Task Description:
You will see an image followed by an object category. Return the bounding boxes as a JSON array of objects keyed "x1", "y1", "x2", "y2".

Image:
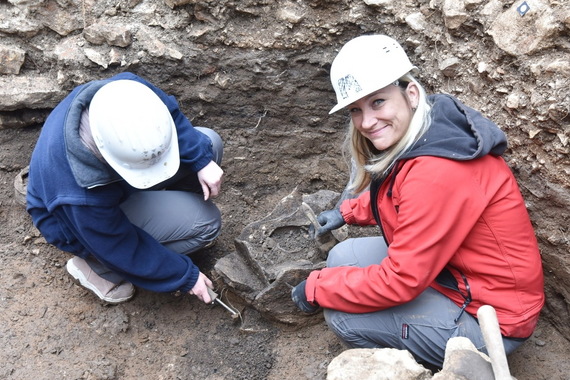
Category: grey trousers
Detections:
[
  {"x1": 121, "y1": 127, "x2": 223, "y2": 254},
  {"x1": 323, "y1": 237, "x2": 525, "y2": 367},
  {"x1": 88, "y1": 127, "x2": 223, "y2": 282}
]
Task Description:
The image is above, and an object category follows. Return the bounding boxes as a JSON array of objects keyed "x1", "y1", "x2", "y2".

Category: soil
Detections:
[{"x1": 1, "y1": 125, "x2": 569, "y2": 380}]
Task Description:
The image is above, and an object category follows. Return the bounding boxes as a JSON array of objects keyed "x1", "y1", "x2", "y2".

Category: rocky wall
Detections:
[{"x1": 1, "y1": 0, "x2": 569, "y2": 339}]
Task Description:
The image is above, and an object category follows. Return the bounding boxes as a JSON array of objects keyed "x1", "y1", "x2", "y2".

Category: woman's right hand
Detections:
[
  {"x1": 188, "y1": 272, "x2": 214, "y2": 304},
  {"x1": 316, "y1": 208, "x2": 346, "y2": 236}
]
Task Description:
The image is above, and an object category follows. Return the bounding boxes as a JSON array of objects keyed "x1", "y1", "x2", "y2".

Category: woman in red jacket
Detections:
[{"x1": 291, "y1": 35, "x2": 544, "y2": 367}]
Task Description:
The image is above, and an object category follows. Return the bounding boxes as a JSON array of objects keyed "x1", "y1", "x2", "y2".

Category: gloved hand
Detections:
[
  {"x1": 316, "y1": 208, "x2": 345, "y2": 236},
  {"x1": 291, "y1": 280, "x2": 320, "y2": 313}
]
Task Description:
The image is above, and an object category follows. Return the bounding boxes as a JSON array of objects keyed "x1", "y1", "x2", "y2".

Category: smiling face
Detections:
[{"x1": 348, "y1": 82, "x2": 419, "y2": 151}]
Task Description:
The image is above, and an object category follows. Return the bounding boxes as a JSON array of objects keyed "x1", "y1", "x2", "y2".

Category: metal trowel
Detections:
[{"x1": 207, "y1": 288, "x2": 241, "y2": 321}]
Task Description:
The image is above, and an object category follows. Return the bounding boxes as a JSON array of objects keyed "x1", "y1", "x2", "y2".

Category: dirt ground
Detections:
[{"x1": 1, "y1": 125, "x2": 570, "y2": 379}]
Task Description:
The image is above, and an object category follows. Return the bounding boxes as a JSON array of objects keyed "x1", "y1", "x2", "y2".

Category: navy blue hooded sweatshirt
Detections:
[{"x1": 26, "y1": 72, "x2": 213, "y2": 293}]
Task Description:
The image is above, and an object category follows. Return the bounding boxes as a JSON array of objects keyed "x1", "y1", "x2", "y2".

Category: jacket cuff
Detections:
[
  {"x1": 178, "y1": 264, "x2": 200, "y2": 293},
  {"x1": 305, "y1": 270, "x2": 321, "y2": 305},
  {"x1": 339, "y1": 200, "x2": 356, "y2": 225}
]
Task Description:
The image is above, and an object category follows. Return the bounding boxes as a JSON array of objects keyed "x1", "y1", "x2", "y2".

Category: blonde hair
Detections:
[{"x1": 345, "y1": 73, "x2": 432, "y2": 193}]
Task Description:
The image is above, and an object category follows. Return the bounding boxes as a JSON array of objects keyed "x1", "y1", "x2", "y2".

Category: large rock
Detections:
[
  {"x1": 442, "y1": 0, "x2": 468, "y2": 29},
  {"x1": 0, "y1": 75, "x2": 66, "y2": 112},
  {"x1": 215, "y1": 189, "x2": 347, "y2": 325},
  {"x1": 83, "y1": 22, "x2": 132, "y2": 48},
  {"x1": 0, "y1": 44, "x2": 25, "y2": 74},
  {"x1": 326, "y1": 337, "x2": 500, "y2": 380},
  {"x1": 487, "y1": 0, "x2": 558, "y2": 55},
  {"x1": 327, "y1": 348, "x2": 432, "y2": 380},
  {"x1": 433, "y1": 337, "x2": 495, "y2": 380}
]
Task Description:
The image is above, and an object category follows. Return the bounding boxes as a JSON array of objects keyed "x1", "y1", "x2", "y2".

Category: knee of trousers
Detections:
[
  {"x1": 201, "y1": 214, "x2": 222, "y2": 242},
  {"x1": 171, "y1": 213, "x2": 221, "y2": 254},
  {"x1": 323, "y1": 309, "x2": 380, "y2": 349},
  {"x1": 323, "y1": 309, "x2": 354, "y2": 341},
  {"x1": 195, "y1": 127, "x2": 224, "y2": 165},
  {"x1": 326, "y1": 239, "x2": 356, "y2": 267}
]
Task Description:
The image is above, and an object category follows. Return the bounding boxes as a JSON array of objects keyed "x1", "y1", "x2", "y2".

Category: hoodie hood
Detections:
[
  {"x1": 64, "y1": 78, "x2": 122, "y2": 188},
  {"x1": 401, "y1": 94, "x2": 507, "y2": 161},
  {"x1": 369, "y1": 94, "x2": 509, "y2": 228}
]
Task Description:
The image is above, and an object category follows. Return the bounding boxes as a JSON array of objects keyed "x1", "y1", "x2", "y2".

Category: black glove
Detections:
[
  {"x1": 291, "y1": 280, "x2": 319, "y2": 313},
  {"x1": 316, "y1": 208, "x2": 345, "y2": 236}
]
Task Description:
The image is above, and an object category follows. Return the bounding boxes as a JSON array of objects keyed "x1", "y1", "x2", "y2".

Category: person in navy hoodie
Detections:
[{"x1": 27, "y1": 72, "x2": 224, "y2": 304}]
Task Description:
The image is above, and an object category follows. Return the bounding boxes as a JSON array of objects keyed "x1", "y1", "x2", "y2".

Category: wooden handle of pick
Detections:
[{"x1": 477, "y1": 305, "x2": 512, "y2": 380}]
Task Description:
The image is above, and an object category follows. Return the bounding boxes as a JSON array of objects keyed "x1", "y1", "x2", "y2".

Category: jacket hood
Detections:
[
  {"x1": 64, "y1": 78, "x2": 123, "y2": 188},
  {"x1": 401, "y1": 94, "x2": 507, "y2": 161}
]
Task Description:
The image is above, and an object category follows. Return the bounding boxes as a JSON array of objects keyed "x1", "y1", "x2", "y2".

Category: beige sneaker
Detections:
[
  {"x1": 13, "y1": 165, "x2": 29, "y2": 207},
  {"x1": 66, "y1": 257, "x2": 135, "y2": 304}
]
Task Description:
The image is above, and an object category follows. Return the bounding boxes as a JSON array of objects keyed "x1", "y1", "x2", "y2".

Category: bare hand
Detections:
[
  {"x1": 197, "y1": 161, "x2": 223, "y2": 201},
  {"x1": 188, "y1": 272, "x2": 214, "y2": 303}
]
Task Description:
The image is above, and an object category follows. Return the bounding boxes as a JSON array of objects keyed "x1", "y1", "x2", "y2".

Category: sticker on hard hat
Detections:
[{"x1": 337, "y1": 74, "x2": 362, "y2": 100}]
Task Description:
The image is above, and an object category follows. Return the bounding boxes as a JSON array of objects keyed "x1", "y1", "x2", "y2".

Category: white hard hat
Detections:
[
  {"x1": 89, "y1": 80, "x2": 180, "y2": 189},
  {"x1": 329, "y1": 35, "x2": 417, "y2": 114}
]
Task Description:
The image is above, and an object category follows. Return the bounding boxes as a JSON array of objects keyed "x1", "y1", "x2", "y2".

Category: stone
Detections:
[
  {"x1": 487, "y1": 0, "x2": 557, "y2": 56},
  {"x1": 530, "y1": 55, "x2": 570, "y2": 77},
  {"x1": 442, "y1": 0, "x2": 468, "y2": 29},
  {"x1": 163, "y1": 0, "x2": 196, "y2": 9},
  {"x1": 37, "y1": 1, "x2": 83, "y2": 36},
  {"x1": 0, "y1": 75, "x2": 65, "y2": 111},
  {"x1": 0, "y1": 9, "x2": 41, "y2": 37},
  {"x1": 51, "y1": 35, "x2": 87, "y2": 63},
  {"x1": 84, "y1": 48, "x2": 108, "y2": 69},
  {"x1": 477, "y1": 61, "x2": 489, "y2": 74},
  {"x1": 0, "y1": 45, "x2": 26, "y2": 74},
  {"x1": 278, "y1": 3, "x2": 306, "y2": 25},
  {"x1": 108, "y1": 48, "x2": 124, "y2": 66},
  {"x1": 327, "y1": 348, "x2": 432, "y2": 380},
  {"x1": 479, "y1": 0, "x2": 503, "y2": 21},
  {"x1": 214, "y1": 189, "x2": 346, "y2": 325},
  {"x1": 136, "y1": 26, "x2": 183, "y2": 60},
  {"x1": 439, "y1": 57, "x2": 460, "y2": 77},
  {"x1": 405, "y1": 12, "x2": 428, "y2": 32},
  {"x1": 563, "y1": 7, "x2": 570, "y2": 28},
  {"x1": 506, "y1": 93, "x2": 523, "y2": 109},
  {"x1": 464, "y1": 0, "x2": 484, "y2": 8},
  {"x1": 433, "y1": 337, "x2": 495, "y2": 380},
  {"x1": 7, "y1": 0, "x2": 44, "y2": 7},
  {"x1": 363, "y1": 0, "x2": 395, "y2": 6},
  {"x1": 83, "y1": 22, "x2": 132, "y2": 48}
]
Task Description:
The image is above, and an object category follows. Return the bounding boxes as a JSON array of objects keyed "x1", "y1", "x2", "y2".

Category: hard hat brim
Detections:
[
  {"x1": 328, "y1": 34, "x2": 419, "y2": 115},
  {"x1": 328, "y1": 64, "x2": 418, "y2": 115}
]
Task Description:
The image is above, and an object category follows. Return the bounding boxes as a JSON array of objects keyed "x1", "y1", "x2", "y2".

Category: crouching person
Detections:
[
  {"x1": 27, "y1": 72, "x2": 224, "y2": 304},
  {"x1": 291, "y1": 35, "x2": 544, "y2": 368}
]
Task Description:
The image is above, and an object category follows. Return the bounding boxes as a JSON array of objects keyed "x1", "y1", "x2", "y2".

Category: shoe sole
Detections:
[{"x1": 66, "y1": 259, "x2": 134, "y2": 304}]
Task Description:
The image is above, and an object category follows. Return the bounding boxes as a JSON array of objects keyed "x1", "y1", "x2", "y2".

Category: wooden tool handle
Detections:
[{"x1": 477, "y1": 305, "x2": 512, "y2": 380}]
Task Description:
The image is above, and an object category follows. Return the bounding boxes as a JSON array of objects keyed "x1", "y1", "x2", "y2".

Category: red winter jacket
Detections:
[{"x1": 306, "y1": 95, "x2": 544, "y2": 338}]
